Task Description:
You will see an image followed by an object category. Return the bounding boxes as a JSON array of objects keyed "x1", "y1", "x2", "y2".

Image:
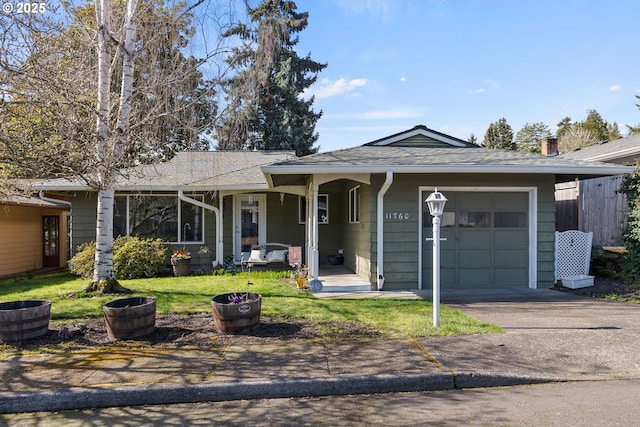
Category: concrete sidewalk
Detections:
[{"x1": 1, "y1": 289, "x2": 639, "y2": 413}]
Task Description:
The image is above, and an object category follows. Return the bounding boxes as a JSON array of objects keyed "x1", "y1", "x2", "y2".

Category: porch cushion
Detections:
[
  {"x1": 248, "y1": 249, "x2": 266, "y2": 263},
  {"x1": 265, "y1": 249, "x2": 287, "y2": 263}
]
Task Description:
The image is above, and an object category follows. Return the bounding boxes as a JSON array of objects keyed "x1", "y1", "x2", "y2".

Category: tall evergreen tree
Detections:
[
  {"x1": 514, "y1": 122, "x2": 551, "y2": 153},
  {"x1": 483, "y1": 118, "x2": 515, "y2": 150},
  {"x1": 216, "y1": 0, "x2": 326, "y2": 156}
]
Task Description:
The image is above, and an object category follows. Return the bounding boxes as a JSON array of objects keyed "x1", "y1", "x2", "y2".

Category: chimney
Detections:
[{"x1": 541, "y1": 137, "x2": 558, "y2": 156}]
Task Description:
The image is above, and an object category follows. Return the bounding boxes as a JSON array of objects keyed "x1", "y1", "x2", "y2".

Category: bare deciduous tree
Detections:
[{"x1": 0, "y1": 0, "x2": 232, "y2": 292}]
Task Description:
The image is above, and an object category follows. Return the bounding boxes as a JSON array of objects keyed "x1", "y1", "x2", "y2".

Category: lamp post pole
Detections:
[
  {"x1": 432, "y1": 213, "x2": 441, "y2": 327},
  {"x1": 425, "y1": 188, "x2": 447, "y2": 327}
]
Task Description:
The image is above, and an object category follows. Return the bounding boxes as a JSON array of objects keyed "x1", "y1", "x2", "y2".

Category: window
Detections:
[
  {"x1": 298, "y1": 194, "x2": 329, "y2": 224},
  {"x1": 349, "y1": 186, "x2": 360, "y2": 223},
  {"x1": 458, "y1": 212, "x2": 491, "y2": 227},
  {"x1": 113, "y1": 194, "x2": 204, "y2": 242},
  {"x1": 495, "y1": 212, "x2": 526, "y2": 228}
]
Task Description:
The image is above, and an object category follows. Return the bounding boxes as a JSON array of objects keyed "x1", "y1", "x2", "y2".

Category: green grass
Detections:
[{"x1": 0, "y1": 271, "x2": 501, "y2": 338}]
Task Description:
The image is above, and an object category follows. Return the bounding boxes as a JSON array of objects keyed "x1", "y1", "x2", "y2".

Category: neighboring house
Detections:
[
  {"x1": 32, "y1": 125, "x2": 632, "y2": 291},
  {"x1": 0, "y1": 193, "x2": 71, "y2": 277},
  {"x1": 556, "y1": 134, "x2": 640, "y2": 247}
]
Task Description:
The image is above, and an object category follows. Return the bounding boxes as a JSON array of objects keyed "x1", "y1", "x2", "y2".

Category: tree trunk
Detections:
[{"x1": 87, "y1": 0, "x2": 138, "y2": 294}]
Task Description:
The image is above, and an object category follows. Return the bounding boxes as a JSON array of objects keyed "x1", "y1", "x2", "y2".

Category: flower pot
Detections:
[
  {"x1": 295, "y1": 277, "x2": 307, "y2": 289},
  {"x1": 211, "y1": 292, "x2": 261, "y2": 333},
  {"x1": 103, "y1": 296, "x2": 156, "y2": 340},
  {"x1": 172, "y1": 258, "x2": 191, "y2": 276},
  {"x1": 0, "y1": 300, "x2": 51, "y2": 342}
]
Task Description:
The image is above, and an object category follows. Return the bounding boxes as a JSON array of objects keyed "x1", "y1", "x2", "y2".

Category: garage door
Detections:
[{"x1": 422, "y1": 191, "x2": 529, "y2": 289}]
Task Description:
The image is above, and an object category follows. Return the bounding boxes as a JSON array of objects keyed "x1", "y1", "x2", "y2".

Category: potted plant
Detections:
[
  {"x1": 211, "y1": 276, "x2": 261, "y2": 333},
  {"x1": 171, "y1": 249, "x2": 191, "y2": 276},
  {"x1": 0, "y1": 300, "x2": 51, "y2": 341},
  {"x1": 292, "y1": 264, "x2": 308, "y2": 289}
]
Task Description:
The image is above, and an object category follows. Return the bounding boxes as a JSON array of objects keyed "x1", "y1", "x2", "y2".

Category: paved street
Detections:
[{"x1": 2, "y1": 379, "x2": 640, "y2": 426}]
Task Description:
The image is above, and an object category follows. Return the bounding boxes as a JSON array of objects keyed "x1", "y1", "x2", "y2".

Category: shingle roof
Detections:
[
  {"x1": 559, "y1": 134, "x2": 640, "y2": 164},
  {"x1": 31, "y1": 151, "x2": 295, "y2": 191},
  {"x1": 0, "y1": 194, "x2": 70, "y2": 209},
  {"x1": 264, "y1": 144, "x2": 632, "y2": 174}
]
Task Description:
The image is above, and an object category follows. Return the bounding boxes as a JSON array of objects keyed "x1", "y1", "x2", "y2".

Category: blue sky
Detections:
[{"x1": 291, "y1": 0, "x2": 640, "y2": 152}]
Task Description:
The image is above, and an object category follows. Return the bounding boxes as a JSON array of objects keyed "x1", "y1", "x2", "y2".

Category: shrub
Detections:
[
  {"x1": 69, "y1": 241, "x2": 97, "y2": 279},
  {"x1": 69, "y1": 236, "x2": 169, "y2": 280},
  {"x1": 113, "y1": 236, "x2": 169, "y2": 279},
  {"x1": 619, "y1": 171, "x2": 640, "y2": 283}
]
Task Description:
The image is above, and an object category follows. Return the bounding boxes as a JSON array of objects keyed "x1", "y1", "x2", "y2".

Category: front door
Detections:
[
  {"x1": 42, "y1": 216, "x2": 59, "y2": 268},
  {"x1": 234, "y1": 194, "x2": 267, "y2": 259}
]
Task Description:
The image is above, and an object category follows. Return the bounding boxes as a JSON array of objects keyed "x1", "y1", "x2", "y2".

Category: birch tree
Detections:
[{"x1": 1, "y1": 0, "x2": 229, "y2": 293}]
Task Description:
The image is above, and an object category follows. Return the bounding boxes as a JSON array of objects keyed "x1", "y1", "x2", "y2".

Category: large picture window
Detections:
[
  {"x1": 114, "y1": 194, "x2": 204, "y2": 242},
  {"x1": 298, "y1": 195, "x2": 329, "y2": 224}
]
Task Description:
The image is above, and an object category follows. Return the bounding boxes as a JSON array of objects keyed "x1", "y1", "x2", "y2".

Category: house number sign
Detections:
[{"x1": 385, "y1": 212, "x2": 410, "y2": 220}]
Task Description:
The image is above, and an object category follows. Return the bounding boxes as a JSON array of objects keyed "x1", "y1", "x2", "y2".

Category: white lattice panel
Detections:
[{"x1": 554, "y1": 230, "x2": 593, "y2": 282}]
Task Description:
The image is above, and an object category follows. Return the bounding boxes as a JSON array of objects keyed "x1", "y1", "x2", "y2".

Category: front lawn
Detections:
[{"x1": 0, "y1": 271, "x2": 501, "y2": 338}]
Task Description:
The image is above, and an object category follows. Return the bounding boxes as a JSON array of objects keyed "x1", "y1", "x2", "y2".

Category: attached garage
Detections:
[{"x1": 421, "y1": 188, "x2": 534, "y2": 290}]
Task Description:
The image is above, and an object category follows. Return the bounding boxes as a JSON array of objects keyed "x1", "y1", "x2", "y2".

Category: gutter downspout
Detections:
[
  {"x1": 376, "y1": 172, "x2": 393, "y2": 290},
  {"x1": 178, "y1": 191, "x2": 222, "y2": 267},
  {"x1": 39, "y1": 191, "x2": 72, "y2": 209}
]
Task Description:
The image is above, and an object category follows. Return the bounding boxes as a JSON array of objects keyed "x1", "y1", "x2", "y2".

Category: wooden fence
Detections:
[{"x1": 555, "y1": 175, "x2": 627, "y2": 247}]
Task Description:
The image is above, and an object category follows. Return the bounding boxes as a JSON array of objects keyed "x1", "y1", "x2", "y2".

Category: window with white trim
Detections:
[
  {"x1": 298, "y1": 194, "x2": 329, "y2": 224},
  {"x1": 113, "y1": 194, "x2": 204, "y2": 242},
  {"x1": 349, "y1": 186, "x2": 360, "y2": 223}
]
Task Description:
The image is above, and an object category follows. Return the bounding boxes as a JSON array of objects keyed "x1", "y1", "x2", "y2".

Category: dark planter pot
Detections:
[
  {"x1": 171, "y1": 258, "x2": 192, "y2": 276},
  {"x1": 103, "y1": 296, "x2": 156, "y2": 340},
  {"x1": 0, "y1": 300, "x2": 51, "y2": 342},
  {"x1": 211, "y1": 292, "x2": 261, "y2": 333},
  {"x1": 328, "y1": 255, "x2": 344, "y2": 265}
]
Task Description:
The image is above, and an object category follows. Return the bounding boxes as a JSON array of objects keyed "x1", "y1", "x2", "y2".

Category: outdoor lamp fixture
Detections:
[{"x1": 425, "y1": 188, "x2": 447, "y2": 327}]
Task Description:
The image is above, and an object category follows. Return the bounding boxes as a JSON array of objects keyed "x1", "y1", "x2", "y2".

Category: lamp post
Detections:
[{"x1": 425, "y1": 188, "x2": 447, "y2": 327}]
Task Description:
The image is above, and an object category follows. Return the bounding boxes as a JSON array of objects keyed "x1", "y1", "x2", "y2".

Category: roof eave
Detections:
[{"x1": 263, "y1": 164, "x2": 634, "y2": 176}]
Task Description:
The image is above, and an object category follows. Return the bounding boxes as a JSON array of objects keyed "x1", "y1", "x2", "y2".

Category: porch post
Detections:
[{"x1": 311, "y1": 181, "x2": 320, "y2": 280}]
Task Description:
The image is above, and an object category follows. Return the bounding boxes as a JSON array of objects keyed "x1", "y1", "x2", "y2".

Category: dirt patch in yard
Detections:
[
  {"x1": 0, "y1": 314, "x2": 384, "y2": 353},
  {"x1": 555, "y1": 276, "x2": 640, "y2": 303}
]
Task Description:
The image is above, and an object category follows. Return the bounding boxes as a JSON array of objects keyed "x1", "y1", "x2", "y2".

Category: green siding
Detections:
[{"x1": 369, "y1": 173, "x2": 556, "y2": 290}]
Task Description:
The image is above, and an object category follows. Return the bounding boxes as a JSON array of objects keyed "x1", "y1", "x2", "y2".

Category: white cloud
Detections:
[
  {"x1": 400, "y1": 76, "x2": 407, "y2": 82},
  {"x1": 474, "y1": 88, "x2": 486, "y2": 94},
  {"x1": 304, "y1": 78, "x2": 368, "y2": 99},
  {"x1": 609, "y1": 84, "x2": 622, "y2": 92},
  {"x1": 484, "y1": 79, "x2": 500, "y2": 89}
]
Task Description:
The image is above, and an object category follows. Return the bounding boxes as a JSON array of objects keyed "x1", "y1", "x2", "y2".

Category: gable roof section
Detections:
[
  {"x1": 32, "y1": 151, "x2": 295, "y2": 192},
  {"x1": 263, "y1": 126, "x2": 633, "y2": 187},
  {"x1": 365, "y1": 125, "x2": 475, "y2": 148},
  {"x1": 559, "y1": 134, "x2": 640, "y2": 164}
]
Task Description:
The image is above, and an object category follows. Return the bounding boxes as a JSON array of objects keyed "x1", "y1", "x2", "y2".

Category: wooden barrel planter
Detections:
[
  {"x1": 0, "y1": 300, "x2": 51, "y2": 342},
  {"x1": 103, "y1": 296, "x2": 156, "y2": 340},
  {"x1": 211, "y1": 292, "x2": 261, "y2": 333}
]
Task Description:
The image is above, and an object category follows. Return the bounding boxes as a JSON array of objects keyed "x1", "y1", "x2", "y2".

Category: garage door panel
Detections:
[
  {"x1": 421, "y1": 190, "x2": 530, "y2": 289},
  {"x1": 458, "y1": 230, "x2": 492, "y2": 248},
  {"x1": 494, "y1": 230, "x2": 527, "y2": 248},
  {"x1": 495, "y1": 268, "x2": 527, "y2": 286},
  {"x1": 441, "y1": 249, "x2": 457, "y2": 267},
  {"x1": 495, "y1": 249, "x2": 527, "y2": 267},
  {"x1": 459, "y1": 268, "x2": 492, "y2": 286},
  {"x1": 459, "y1": 249, "x2": 491, "y2": 267}
]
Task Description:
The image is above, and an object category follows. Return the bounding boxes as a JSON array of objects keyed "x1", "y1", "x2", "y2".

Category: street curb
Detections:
[{"x1": 0, "y1": 371, "x2": 559, "y2": 414}]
